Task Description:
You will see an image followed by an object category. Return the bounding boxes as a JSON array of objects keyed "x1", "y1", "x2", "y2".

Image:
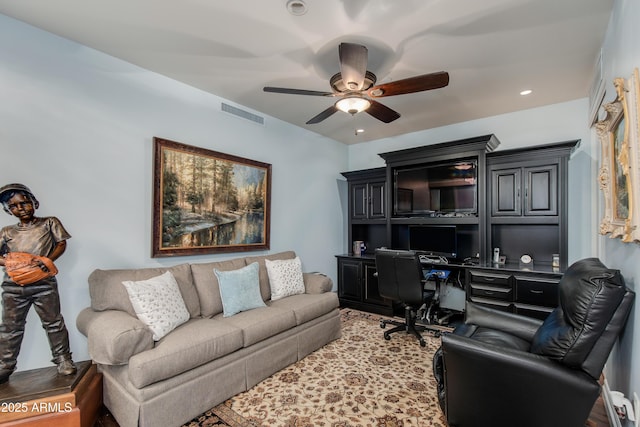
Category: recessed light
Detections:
[
  {"x1": 520, "y1": 89, "x2": 533, "y2": 96},
  {"x1": 355, "y1": 129, "x2": 365, "y2": 135},
  {"x1": 286, "y1": 0, "x2": 308, "y2": 16}
]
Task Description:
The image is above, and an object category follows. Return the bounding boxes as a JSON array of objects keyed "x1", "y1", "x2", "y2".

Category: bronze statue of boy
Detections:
[{"x1": 0, "y1": 183, "x2": 76, "y2": 384}]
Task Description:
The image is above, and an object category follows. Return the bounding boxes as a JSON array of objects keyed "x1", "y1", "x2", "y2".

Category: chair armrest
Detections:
[
  {"x1": 462, "y1": 302, "x2": 544, "y2": 342},
  {"x1": 440, "y1": 332, "x2": 600, "y2": 427},
  {"x1": 303, "y1": 272, "x2": 333, "y2": 294},
  {"x1": 76, "y1": 307, "x2": 154, "y2": 365}
]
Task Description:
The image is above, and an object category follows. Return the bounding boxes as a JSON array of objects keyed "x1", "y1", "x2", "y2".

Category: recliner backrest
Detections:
[{"x1": 530, "y1": 257, "x2": 633, "y2": 378}]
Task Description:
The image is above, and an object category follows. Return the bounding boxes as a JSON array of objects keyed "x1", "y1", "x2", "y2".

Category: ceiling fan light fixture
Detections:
[{"x1": 335, "y1": 96, "x2": 371, "y2": 115}]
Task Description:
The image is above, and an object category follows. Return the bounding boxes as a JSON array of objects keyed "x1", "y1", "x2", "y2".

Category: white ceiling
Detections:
[{"x1": 0, "y1": 0, "x2": 612, "y2": 144}]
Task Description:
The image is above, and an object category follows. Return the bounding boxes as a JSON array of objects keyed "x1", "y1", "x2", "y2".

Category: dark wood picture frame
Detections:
[{"x1": 152, "y1": 137, "x2": 271, "y2": 257}]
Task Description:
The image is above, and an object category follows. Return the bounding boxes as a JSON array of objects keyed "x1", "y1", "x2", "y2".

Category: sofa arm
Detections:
[
  {"x1": 303, "y1": 272, "x2": 333, "y2": 294},
  {"x1": 76, "y1": 307, "x2": 154, "y2": 365}
]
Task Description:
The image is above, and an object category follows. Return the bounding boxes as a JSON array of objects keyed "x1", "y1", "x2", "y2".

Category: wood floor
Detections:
[{"x1": 587, "y1": 394, "x2": 612, "y2": 427}]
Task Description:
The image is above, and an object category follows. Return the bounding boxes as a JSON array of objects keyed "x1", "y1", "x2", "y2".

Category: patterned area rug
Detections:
[{"x1": 183, "y1": 309, "x2": 446, "y2": 427}]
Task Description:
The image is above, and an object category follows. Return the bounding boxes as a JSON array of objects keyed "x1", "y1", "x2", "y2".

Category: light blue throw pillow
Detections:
[{"x1": 214, "y1": 262, "x2": 266, "y2": 317}]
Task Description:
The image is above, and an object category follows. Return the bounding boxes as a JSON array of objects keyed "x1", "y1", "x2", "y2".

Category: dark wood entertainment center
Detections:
[{"x1": 337, "y1": 134, "x2": 579, "y2": 319}]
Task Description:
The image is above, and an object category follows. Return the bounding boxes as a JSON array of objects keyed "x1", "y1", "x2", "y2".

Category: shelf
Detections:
[
  {"x1": 391, "y1": 216, "x2": 479, "y2": 225},
  {"x1": 489, "y1": 216, "x2": 559, "y2": 225}
]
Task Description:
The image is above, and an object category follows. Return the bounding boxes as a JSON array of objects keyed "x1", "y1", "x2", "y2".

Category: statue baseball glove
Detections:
[{"x1": 3, "y1": 252, "x2": 58, "y2": 286}]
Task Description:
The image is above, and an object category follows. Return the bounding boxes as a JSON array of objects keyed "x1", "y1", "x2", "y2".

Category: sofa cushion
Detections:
[
  {"x1": 88, "y1": 263, "x2": 200, "y2": 318},
  {"x1": 245, "y1": 251, "x2": 296, "y2": 301},
  {"x1": 213, "y1": 306, "x2": 297, "y2": 347},
  {"x1": 268, "y1": 292, "x2": 339, "y2": 325},
  {"x1": 215, "y1": 262, "x2": 266, "y2": 317},
  {"x1": 128, "y1": 318, "x2": 244, "y2": 388},
  {"x1": 265, "y1": 257, "x2": 305, "y2": 301},
  {"x1": 122, "y1": 271, "x2": 190, "y2": 341},
  {"x1": 191, "y1": 257, "x2": 247, "y2": 318}
]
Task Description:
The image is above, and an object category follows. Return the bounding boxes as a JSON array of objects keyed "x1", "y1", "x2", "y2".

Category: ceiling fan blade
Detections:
[
  {"x1": 365, "y1": 100, "x2": 401, "y2": 123},
  {"x1": 306, "y1": 105, "x2": 339, "y2": 124},
  {"x1": 367, "y1": 71, "x2": 449, "y2": 97},
  {"x1": 339, "y1": 43, "x2": 368, "y2": 91},
  {"x1": 264, "y1": 87, "x2": 334, "y2": 97}
]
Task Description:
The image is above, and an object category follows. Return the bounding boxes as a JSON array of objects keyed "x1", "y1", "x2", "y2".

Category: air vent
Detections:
[{"x1": 221, "y1": 103, "x2": 264, "y2": 125}]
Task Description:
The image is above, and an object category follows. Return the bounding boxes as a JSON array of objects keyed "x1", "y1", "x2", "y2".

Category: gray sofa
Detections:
[{"x1": 76, "y1": 251, "x2": 341, "y2": 427}]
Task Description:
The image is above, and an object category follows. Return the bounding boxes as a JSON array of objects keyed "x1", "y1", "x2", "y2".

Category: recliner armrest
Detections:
[
  {"x1": 462, "y1": 302, "x2": 543, "y2": 342},
  {"x1": 441, "y1": 332, "x2": 600, "y2": 427}
]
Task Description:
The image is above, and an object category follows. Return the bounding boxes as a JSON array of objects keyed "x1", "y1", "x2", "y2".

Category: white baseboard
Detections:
[{"x1": 604, "y1": 379, "x2": 623, "y2": 427}]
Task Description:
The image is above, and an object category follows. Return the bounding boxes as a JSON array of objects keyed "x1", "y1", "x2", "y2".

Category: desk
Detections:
[{"x1": 336, "y1": 254, "x2": 564, "y2": 319}]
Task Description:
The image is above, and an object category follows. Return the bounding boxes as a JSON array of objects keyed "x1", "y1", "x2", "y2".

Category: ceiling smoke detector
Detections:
[{"x1": 286, "y1": 0, "x2": 308, "y2": 16}]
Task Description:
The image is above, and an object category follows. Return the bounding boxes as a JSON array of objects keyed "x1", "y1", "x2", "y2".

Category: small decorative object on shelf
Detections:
[{"x1": 519, "y1": 254, "x2": 533, "y2": 270}]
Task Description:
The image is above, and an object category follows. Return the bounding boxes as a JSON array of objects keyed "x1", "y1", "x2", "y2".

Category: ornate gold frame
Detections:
[{"x1": 596, "y1": 69, "x2": 640, "y2": 242}]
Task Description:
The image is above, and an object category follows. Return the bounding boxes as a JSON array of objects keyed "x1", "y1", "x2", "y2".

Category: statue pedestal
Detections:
[{"x1": 0, "y1": 361, "x2": 102, "y2": 427}]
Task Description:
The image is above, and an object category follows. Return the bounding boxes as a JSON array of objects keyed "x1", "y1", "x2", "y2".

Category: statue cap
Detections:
[{"x1": 0, "y1": 183, "x2": 39, "y2": 213}]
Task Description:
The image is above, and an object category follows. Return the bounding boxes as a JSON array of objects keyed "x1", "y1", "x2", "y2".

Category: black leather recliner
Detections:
[{"x1": 433, "y1": 257, "x2": 634, "y2": 427}]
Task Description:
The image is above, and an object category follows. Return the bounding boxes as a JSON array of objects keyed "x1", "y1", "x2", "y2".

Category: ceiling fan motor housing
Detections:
[{"x1": 330, "y1": 71, "x2": 377, "y2": 93}]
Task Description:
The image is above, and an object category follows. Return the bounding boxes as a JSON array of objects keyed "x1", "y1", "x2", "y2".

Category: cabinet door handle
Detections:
[
  {"x1": 482, "y1": 277, "x2": 495, "y2": 282},
  {"x1": 530, "y1": 289, "x2": 543, "y2": 294}
]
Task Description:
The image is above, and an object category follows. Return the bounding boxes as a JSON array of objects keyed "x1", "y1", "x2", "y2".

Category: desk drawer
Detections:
[
  {"x1": 468, "y1": 270, "x2": 511, "y2": 286},
  {"x1": 515, "y1": 276, "x2": 559, "y2": 307},
  {"x1": 470, "y1": 297, "x2": 513, "y2": 313},
  {"x1": 515, "y1": 303, "x2": 554, "y2": 321},
  {"x1": 469, "y1": 283, "x2": 513, "y2": 301}
]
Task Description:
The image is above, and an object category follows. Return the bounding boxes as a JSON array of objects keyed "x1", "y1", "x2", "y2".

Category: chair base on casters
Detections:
[{"x1": 380, "y1": 306, "x2": 441, "y2": 347}]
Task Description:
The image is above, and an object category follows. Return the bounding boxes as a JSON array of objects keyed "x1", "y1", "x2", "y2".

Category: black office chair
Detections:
[
  {"x1": 433, "y1": 258, "x2": 635, "y2": 427},
  {"x1": 375, "y1": 248, "x2": 442, "y2": 346}
]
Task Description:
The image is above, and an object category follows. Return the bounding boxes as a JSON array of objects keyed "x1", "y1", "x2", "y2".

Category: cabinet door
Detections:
[
  {"x1": 351, "y1": 183, "x2": 368, "y2": 219},
  {"x1": 363, "y1": 262, "x2": 386, "y2": 305},
  {"x1": 491, "y1": 168, "x2": 521, "y2": 216},
  {"x1": 338, "y1": 259, "x2": 362, "y2": 301},
  {"x1": 524, "y1": 164, "x2": 557, "y2": 216},
  {"x1": 368, "y1": 181, "x2": 386, "y2": 219}
]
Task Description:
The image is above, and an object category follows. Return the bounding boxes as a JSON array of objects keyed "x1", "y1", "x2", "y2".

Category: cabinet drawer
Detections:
[
  {"x1": 515, "y1": 303, "x2": 554, "y2": 321},
  {"x1": 515, "y1": 276, "x2": 559, "y2": 307},
  {"x1": 468, "y1": 270, "x2": 511, "y2": 286},
  {"x1": 470, "y1": 297, "x2": 512, "y2": 312},
  {"x1": 469, "y1": 283, "x2": 513, "y2": 301}
]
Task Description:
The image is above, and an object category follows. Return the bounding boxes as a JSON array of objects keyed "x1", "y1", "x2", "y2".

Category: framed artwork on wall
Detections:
[
  {"x1": 596, "y1": 68, "x2": 640, "y2": 243},
  {"x1": 589, "y1": 49, "x2": 606, "y2": 126},
  {"x1": 152, "y1": 137, "x2": 271, "y2": 257}
]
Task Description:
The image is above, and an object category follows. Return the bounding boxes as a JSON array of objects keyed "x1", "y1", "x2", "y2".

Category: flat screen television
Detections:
[
  {"x1": 393, "y1": 159, "x2": 477, "y2": 216},
  {"x1": 408, "y1": 225, "x2": 457, "y2": 259}
]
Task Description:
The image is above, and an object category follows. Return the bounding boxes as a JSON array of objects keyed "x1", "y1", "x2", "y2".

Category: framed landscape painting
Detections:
[
  {"x1": 596, "y1": 70, "x2": 640, "y2": 243},
  {"x1": 152, "y1": 137, "x2": 271, "y2": 257}
]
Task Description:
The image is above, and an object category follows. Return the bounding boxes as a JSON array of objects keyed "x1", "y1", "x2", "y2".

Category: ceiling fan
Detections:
[{"x1": 263, "y1": 42, "x2": 449, "y2": 125}]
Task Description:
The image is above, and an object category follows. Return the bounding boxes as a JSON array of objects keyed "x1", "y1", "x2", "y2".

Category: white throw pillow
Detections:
[
  {"x1": 122, "y1": 271, "x2": 190, "y2": 341},
  {"x1": 265, "y1": 256, "x2": 306, "y2": 301}
]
